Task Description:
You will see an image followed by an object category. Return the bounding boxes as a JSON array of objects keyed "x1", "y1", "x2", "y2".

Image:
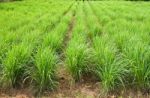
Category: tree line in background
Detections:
[
  {"x1": 0, "y1": 0, "x2": 150, "y2": 2},
  {"x1": 0, "y1": 0, "x2": 22, "y2": 2},
  {"x1": 76, "y1": 0, "x2": 150, "y2": 1}
]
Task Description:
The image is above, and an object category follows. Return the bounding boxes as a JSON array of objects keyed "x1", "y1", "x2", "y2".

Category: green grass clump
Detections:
[
  {"x1": 1, "y1": 44, "x2": 31, "y2": 88},
  {"x1": 29, "y1": 47, "x2": 58, "y2": 94},
  {"x1": 123, "y1": 38, "x2": 150, "y2": 90},
  {"x1": 42, "y1": 33, "x2": 62, "y2": 51},
  {"x1": 93, "y1": 36, "x2": 129, "y2": 93},
  {"x1": 65, "y1": 38, "x2": 93, "y2": 81},
  {"x1": 42, "y1": 15, "x2": 71, "y2": 52}
]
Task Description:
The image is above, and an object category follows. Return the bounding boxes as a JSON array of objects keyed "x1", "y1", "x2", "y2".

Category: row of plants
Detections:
[
  {"x1": 32, "y1": 4, "x2": 76, "y2": 93},
  {"x1": 0, "y1": 1, "x2": 72, "y2": 63},
  {"x1": 0, "y1": 0, "x2": 74, "y2": 95},
  {"x1": 65, "y1": 2, "x2": 93, "y2": 81},
  {"x1": 58, "y1": 1, "x2": 150, "y2": 95},
  {"x1": 89, "y1": 1, "x2": 150, "y2": 93},
  {"x1": 82, "y1": 2, "x2": 128, "y2": 93}
]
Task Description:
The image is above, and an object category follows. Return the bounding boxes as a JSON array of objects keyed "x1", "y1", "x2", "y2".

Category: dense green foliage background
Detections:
[{"x1": 0, "y1": 0, "x2": 150, "y2": 97}]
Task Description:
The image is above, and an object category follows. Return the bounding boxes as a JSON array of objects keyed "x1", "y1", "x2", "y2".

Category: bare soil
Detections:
[
  {"x1": 0, "y1": 69, "x2": 150, "y2": 98},
  {"x1": 0, "y1": 63, "x2": 149, "y2": 98}
]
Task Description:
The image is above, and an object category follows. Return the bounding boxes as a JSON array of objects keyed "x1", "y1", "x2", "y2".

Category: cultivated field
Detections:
[{"x1": 0, "y1": 0, "x2": 150, "y2": 98}]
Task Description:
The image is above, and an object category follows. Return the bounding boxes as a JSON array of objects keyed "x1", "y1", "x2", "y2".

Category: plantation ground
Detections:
[{"x1": 0, "y1": 0, "x2": 150, "y2": 98}]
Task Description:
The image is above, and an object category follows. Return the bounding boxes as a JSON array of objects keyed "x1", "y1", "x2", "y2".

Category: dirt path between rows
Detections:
[
  {"x1": 63, "y1": 12, "x2": 75, "y2": 48},
  {"x1": 48, "y1": 7, "x2": 100, "y2": 98}
]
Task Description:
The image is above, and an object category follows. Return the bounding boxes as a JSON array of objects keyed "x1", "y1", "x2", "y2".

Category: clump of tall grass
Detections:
[
  {"x1": 65, "y1": 3, "x2": 95, "y2": 81},
  {"x1": 88, "y1": 24, "x2": 102, "y2": 39},
  {"x1": 42, "y1": 33, "x2": 62, "y2": 51},
  {"x1": 29, "y1": 47, "x2": 58, "y2": 94},
  {"x1": 0, "y1": 41, "x2": 10, "y2": 64},
  {"x1": 86, "y1": 16, "x2": 102, "y2": 40},
  {"x1": 1, "y1": 43, "x2": 31, "y2": 88},
  {"x1": 42, "y1": 19, "x2": 70, "y2": 52},
  {"x1": 83, "y1": 2, "x2": 102, "y2": 40},
  {"x1": 65, "y1": 35, "x2": 94, "y2": 81},
  {"x1": 122, "y1": 37, "x2": 150, "y2": 90},
  {"x1": 93, "y1": 36, "x2": 129, "y2": 93},
  {"x1": 113, "y1": 32, "x2": 130, "y2": 52}
]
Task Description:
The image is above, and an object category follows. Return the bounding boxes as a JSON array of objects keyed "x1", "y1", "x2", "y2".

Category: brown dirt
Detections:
[
  {"x1": 0, "y1": 88, "x2": 34, "y2": 98},
  {"x1": 49, "y1": 65, "x2": 100, "y2": 98},
  {"x1": 0, "y1": 71, "x2": 150, "y2": 98}
]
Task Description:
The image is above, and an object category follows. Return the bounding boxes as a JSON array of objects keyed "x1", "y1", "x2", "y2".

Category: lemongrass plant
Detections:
[
  {"x1": 1, "y1": 43, "x2": 32, "y2": 88},
  {"x1": 29, "y1": 47, "x2": 58, "y2": 94},
  {"x1": 122, "y1": 37, "x2": 150, "y2": 90},
  {"x1": 93, "y1": 36, "x2": 129, "y2": 93},
  {"x1": 65, "y1": 39, "x2": 93, "y2": 81}
]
